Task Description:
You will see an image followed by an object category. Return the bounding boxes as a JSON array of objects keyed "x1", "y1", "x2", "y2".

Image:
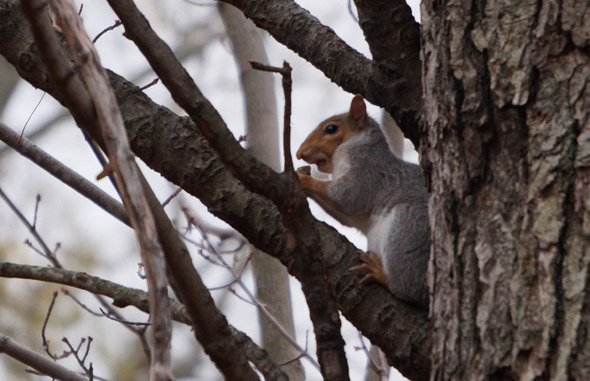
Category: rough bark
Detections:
[
  {"x1": 0, "y1": 57, "x2": 19, "y2": 114},
  {"x1": 422, "y1": 0, "x2": 590, "y2": 379}
]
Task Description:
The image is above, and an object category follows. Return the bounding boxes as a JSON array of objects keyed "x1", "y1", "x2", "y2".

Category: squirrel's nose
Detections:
[{"x1": 296, "y1": 148, "x2": 304, "y2": 161}]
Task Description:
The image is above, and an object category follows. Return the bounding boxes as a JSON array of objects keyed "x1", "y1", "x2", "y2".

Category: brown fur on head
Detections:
[{"x1": 296, "y1": 95, "x2": 368, "y2": 173}]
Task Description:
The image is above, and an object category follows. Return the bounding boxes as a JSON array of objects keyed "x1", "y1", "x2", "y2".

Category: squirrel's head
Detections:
[{"x1": 296, "y1": 95, "x2": 369, "y2": 173}]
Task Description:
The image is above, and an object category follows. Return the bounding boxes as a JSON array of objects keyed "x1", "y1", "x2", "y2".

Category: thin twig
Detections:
[
  {"x1": 161, "y1": 187, "x2": 181, "y2": 207},
  {"x1": 32, "y1": 194, "x2": 41, "y2": 229},
  {"x1": 140, "y1": 77, "x2": 160, "y2": 91},
  {"x1": 41, "y1": 292, "x2": 65, "y2": 360},
  {"x1": 0, "y1": 187, "x2": 59, "y2": 267},
  {"x1": 19, "y1": 91, "x2": 47, "y2": 141},
  {"x1": 250, "y1": 60, "x2": 294, "y2": 172},
  {"x1": 62, "y1": 337, "x2": 94, "y2": 380},
  {"x1": 183, "y1": 207, "x2": 321, "y2": 372},
  {"x1": 92, "y1": 20, "x2": 122, "y2": 43},
  {"x1": 80, "y1": 128, "x2": 121, "y2": 196},
  {"x1": 355, "y1": 333, "x2": 386, "y2": 378},
  {"x1": 99, "y1": 308, "x2": 151, "y2": 326},
  {"x1": 61, "y1": 289, "x2": 102, "y2": 317}
]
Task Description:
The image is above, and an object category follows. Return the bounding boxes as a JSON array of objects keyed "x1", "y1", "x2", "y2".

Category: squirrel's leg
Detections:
[{"x1": 350, "y1": 251, "x2": 389, "y2": 288}]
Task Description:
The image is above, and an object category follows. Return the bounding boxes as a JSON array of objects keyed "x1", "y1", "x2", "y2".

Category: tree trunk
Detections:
[{"x1": 422, "y1": 1, "x2": 590, "y2": 380}]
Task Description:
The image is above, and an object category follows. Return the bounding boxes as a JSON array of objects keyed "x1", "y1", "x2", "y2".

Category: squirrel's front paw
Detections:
[
  {"x1": 296, "y1": 165, "x2": 312, "y2": 176},
  {"x1": 296, "y1": 166, "x2": 314, "y2": 191}
]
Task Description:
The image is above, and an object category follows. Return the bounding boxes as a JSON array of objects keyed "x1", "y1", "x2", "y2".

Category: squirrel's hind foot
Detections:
[{"x1": 350, "y1": 251, "x2": 389, "y2": 288}]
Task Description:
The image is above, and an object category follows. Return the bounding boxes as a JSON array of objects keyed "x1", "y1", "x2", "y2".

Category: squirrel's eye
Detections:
[{"x1": 325, "y1": 124, "x2": 338, "y2": 134}]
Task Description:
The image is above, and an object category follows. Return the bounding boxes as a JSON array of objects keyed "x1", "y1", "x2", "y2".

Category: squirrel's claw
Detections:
[{"x1": 350, "y1": 251, "x2": 389, "y2": 288}]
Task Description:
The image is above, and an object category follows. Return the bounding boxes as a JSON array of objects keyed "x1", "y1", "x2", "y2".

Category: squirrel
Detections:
[{"x1": 296, "y1": 95, "x2": 430, "y2": 309}]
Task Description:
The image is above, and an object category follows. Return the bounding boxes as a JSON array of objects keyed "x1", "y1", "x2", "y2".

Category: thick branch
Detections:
[
  {"x1": 217, "y1": 0, "x2": 423, "y2": 146},
  {"x1": 106, "y1": 0, "x2": 293, "y2": 207}
]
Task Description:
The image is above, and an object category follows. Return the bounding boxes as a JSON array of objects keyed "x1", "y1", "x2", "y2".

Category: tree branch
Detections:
[
  {"x1": 106, "y1": 0, "x2": 294, "y2": 207},
  {"x1": 0, "y1": 334, "x2": 88, "y2": 381},
  {"x1": 0, "y1": 122, "x2": 130, "y2": 226},
  {"x1": 217, "y1": 0, "x2": 423, "y2": 146}
]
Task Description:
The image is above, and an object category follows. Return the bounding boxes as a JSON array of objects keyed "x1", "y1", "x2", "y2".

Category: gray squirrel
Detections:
[{"x1": 296, "y1": 95, "x2": 430, "y2": 309}]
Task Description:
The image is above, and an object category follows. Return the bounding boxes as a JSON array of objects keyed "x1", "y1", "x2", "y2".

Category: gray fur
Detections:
[{"x1": 328, "y1": 117, "x2": 430, "y2": 309}]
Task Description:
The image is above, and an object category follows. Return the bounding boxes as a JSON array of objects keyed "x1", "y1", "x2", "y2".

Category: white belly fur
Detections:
[{"x1": 366, "y1": 209, "x2": 398, "y2": 277}]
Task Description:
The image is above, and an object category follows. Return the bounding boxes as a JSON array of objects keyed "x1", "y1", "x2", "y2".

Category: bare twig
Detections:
[
  {"x1": 20, "y1": 91, "x2": 47, "y2": 140},
  {"x1": 161, "y1": 187, "x2": 181, "y2": 207},
  {"x1": 99, "y1": 308, "x2": 151, "y2": 326},
  {"x1": 62, "y1": 289, "x2": 103, "y2": 317},
  {"x1": 32, "y1": 194, "x2": 41, "y2": 228},
  {"x1": 62, "y1": 337, "x2": 94, "y2": 380},
  {"x1": 183, "y1": 208, "x2": 321, "y2": 372},
  {"x1": 140, "y1": 77, "x2": 160, "y2": 91},
  {"x1": 0, "y1": 187, "x2": 59, "y2": 267},
  {"x1": 250, "y1": 61, "x2": 293, "y2": 172},
  {"x1": 92, "y1": 20, "x2": 122, "y2": 43},
  {"x1": 80, "y1": 128, "x2": 122, "y2": 205},
  {"x1": 41, "y1": 292, "x2": 66, "y2": 360},
  {"x1": 355, "y1": 333, "x2": 387, "y2": 379},
  {"x1": 0, "y1": 334, "x2": 87, "y2": 381}
]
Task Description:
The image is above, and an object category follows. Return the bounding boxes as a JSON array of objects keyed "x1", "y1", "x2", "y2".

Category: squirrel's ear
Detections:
[{"x1": 349, "y1": 95, "x2": 367, "y2": 125}]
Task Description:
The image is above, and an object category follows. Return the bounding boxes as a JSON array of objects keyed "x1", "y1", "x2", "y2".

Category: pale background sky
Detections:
[{"x1": 0, "y1": 1, "x2": 421, "y2": 379}]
